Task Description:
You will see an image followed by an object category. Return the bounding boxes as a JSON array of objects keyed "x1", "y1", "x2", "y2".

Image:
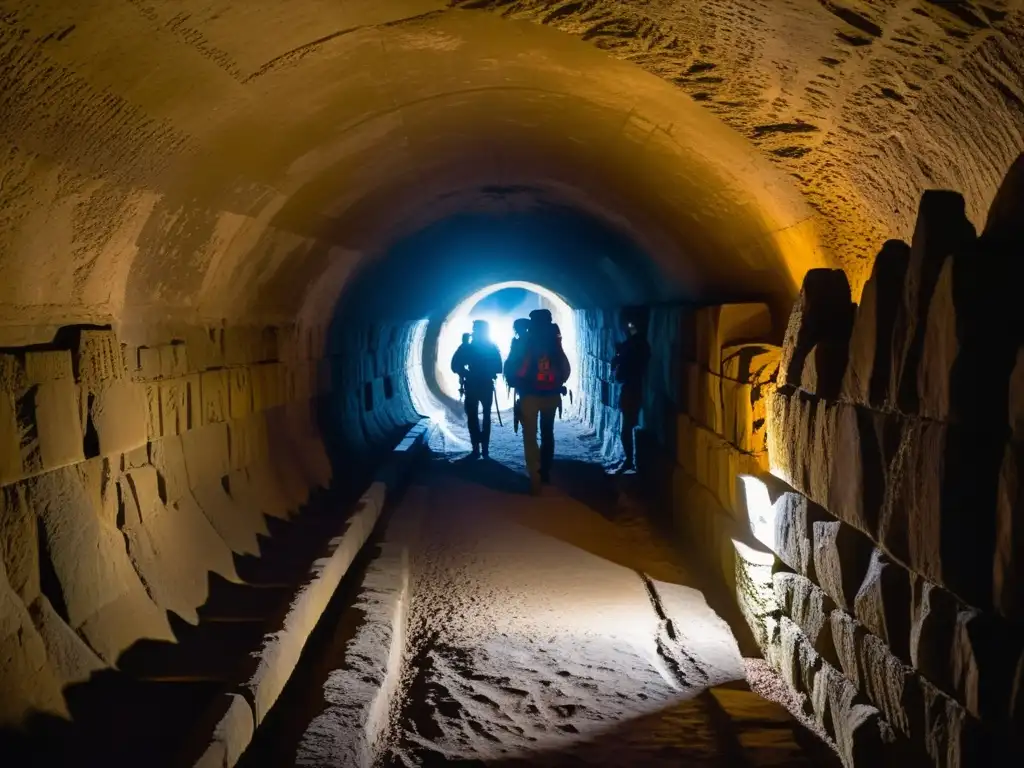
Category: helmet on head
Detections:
[{"x1": 513, "y1": 317, "x2": 530, "y2": 335}]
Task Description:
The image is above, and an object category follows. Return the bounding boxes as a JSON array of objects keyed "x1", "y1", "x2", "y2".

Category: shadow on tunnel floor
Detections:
[
  {"x1": 430, "y1": 451, "x2": 630, "y2": 522},
  {"x1": 428, "y1": 419, "x2": 631, "y2": 522},
  {"x1": 384, "y1": 686, "x2": 842, "y2": 768},
  {"x1": 547, "y1": 456, "x2": 631, "y2": 520}
]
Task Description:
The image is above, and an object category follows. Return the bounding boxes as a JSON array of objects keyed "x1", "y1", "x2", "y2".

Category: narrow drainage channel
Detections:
[{"x1": 235, "y1": 481, "x2": 410, "y2": 768}]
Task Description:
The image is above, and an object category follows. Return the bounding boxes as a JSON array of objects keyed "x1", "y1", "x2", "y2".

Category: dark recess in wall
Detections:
[{"x1": 36, "y1": 516, "x2": 70, "y2": 623}]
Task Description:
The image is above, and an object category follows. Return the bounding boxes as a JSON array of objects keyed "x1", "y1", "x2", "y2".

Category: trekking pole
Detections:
[{"x1": 493, "y1": 381, "x2": 503, "y2": 427}]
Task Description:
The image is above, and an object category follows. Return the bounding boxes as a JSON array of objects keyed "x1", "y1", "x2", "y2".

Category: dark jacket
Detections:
[
  {"x1": 504, "y1": 337, "x2": 526, "y2": 385},
  {"x1": 506, "y1": 326, "x2": 570, "y2": 396},
  {"x1": 452, "y1": 340, "x2": 502, "y2": 389},
  {"x1": 612, "y1": 334, "x2": 650, "y2": 389}
]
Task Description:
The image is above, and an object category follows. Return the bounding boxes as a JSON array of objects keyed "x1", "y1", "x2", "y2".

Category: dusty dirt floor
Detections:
[{"x1": 253, "y1": 408, "x2": 840, "y2": 767}]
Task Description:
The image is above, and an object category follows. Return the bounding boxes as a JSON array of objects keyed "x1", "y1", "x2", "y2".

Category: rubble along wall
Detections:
[
  {"x1": 748, "y1": 154, "x2": 1024, "y2": 767},
  {"x1": 0, "y1": 319, "x2": 418, "y2": 727}
]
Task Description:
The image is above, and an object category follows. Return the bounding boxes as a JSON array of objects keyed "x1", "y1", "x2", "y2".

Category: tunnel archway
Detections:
[{"x1": 432, "y1": 280, "x2": 578, "y2": 414}]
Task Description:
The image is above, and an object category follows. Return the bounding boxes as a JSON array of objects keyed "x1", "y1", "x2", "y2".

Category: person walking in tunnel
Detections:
[
  {"x1": 504, "y1": 317, "x2": 531, "y2": 434},
  {"x1": 454, "y1": 332, "x2": 473, "y2": 399},
  {"x1": 611, "y1": 318, "x2": 650, "y2": 473},
  {"x1": 451, "y1": 319, "x2": 503, "y2": 458},
  {"x1": 507, "y1": 309, "x2": 571, "y2": 494}
]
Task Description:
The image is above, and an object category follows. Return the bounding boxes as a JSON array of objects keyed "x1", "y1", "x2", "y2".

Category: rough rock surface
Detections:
[
  {"x1": 774, "y1": 491, "x2": 831, "y2": 581},
  {"x1": 460, "y1": 0, "x2": 1024, "y2": 292},
  {"x1": 841, "y1": 240, "x2": 910, "y2": 408},
  {"x1": 778, "y1": 268, "x2": 854, "y2": 396}
]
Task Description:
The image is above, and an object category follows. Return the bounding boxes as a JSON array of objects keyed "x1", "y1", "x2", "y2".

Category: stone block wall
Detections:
[
  {"x1": 574, "y1": 308, "x2": 627, "y2": 461},
  {"x1": 0, "y1": 319, "x2": 417, "y2": 727},
  {"x1": 753, "y1": 160, "x2": 1024, "y2": 767},
  {"x1": 575, "y1": 303, "x2": 779, "y2": 593},
  {"x1": 323, "y1": 322, "x2": 421, "y2": 455}
]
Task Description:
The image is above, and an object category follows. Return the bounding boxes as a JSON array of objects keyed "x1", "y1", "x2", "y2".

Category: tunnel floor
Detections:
[{"x1": 243, "y1": 412, "x2": 841, "y2": 767}]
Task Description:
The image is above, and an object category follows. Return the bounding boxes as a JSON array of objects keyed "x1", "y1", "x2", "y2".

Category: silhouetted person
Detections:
[
  {"x1": 504, "y1": 317, "x2": 531, "y2": 433},
  {"x1": 451, "y1": 319, "x2": 502, "y2": 458},
  {"x1": 611, "y1": 319, "x2": 650, "y2": 472},
  {"x1": 453, "y1": 332, "x2": 473, "y2": 400},
  {"x1": 506, "y1": 309, "x2": 571, "y2": 494}
]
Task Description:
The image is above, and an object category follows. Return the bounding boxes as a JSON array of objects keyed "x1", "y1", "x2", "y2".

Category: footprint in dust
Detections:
[
  {"x1": 525, "y1": 704, "x2": 540, "y2": 715},
  {"x1": 556, "y1": 670, "x2": 572, "y2": 678},
  {"x1": 557, "y1": 724, "x2": 579, "y2": 734},
  {"x1": 503, "y1": 687, "x2": 530, "y2": 698},
  {"x1": 552, "y1": 704, "x2": 581, "y2": 718}
]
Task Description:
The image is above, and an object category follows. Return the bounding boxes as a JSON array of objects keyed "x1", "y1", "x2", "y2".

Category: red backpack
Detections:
[{"x1": 516, "y1": 334, "x2": 564, "y2": 392}]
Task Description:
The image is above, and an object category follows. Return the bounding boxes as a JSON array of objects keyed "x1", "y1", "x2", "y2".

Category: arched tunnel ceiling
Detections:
[
  {"x1": 335, "y1": 205, "x2": 666, "y2": 323},
  {"x1": 482, "y1": 0, "x2": 1024, "y2": 268},
  {"x1": 1, "y1": 0, "x2": 1022, "y2": 342}
]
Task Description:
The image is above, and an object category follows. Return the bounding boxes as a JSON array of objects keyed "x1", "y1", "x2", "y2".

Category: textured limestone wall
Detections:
[
  {"x1": 460, "y1": 0, "x2": 1024, "y2": 295},
  {"x1": 749, "y1": 155, "x2": 1024, "y2": 766},
  {"x1": 0, "y1": 319, "x2": 418, "y2": 727}
]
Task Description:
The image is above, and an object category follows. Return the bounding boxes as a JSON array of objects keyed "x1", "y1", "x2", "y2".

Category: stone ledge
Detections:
[
  {"x1": 183, "y1": 418, "x2": 433, "y2": 768},
  {"x1": 293, "y1": 537, "x2": 414, "y2": 767}
]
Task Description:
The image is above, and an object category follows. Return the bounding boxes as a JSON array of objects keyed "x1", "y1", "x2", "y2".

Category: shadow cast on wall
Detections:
[{"x1": 0, "y1": 436, "x2": 406, "y2": 768}]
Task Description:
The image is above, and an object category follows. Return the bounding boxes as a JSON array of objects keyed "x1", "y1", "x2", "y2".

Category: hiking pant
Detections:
[
  {"x1": 520, "y1": 394, "x2": 560, "y2": 484},
  {"x1": 620, "y1": 384, "x2": 642, "y2": 466},
  {"x1": 465, "y1": 384, "x2": 493, "y2": 450}
]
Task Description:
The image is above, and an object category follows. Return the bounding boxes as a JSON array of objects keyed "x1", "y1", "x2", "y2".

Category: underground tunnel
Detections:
[{"x1": 1, "y1": 1, "x2": 1023, "y2": 767}]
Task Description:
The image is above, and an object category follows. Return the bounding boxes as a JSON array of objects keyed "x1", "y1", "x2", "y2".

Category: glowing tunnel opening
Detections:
[{"x1": 409, "y1": 281, "x2": 578, "y2": 428}]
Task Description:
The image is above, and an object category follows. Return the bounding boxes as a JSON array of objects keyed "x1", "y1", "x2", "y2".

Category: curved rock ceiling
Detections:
[
  {"x1": 1, "y1": 0, "x2": 1022, "y2": 342},
  {"x1": 467, "y1": 0, "x2": 1024, "y2": 273}
]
